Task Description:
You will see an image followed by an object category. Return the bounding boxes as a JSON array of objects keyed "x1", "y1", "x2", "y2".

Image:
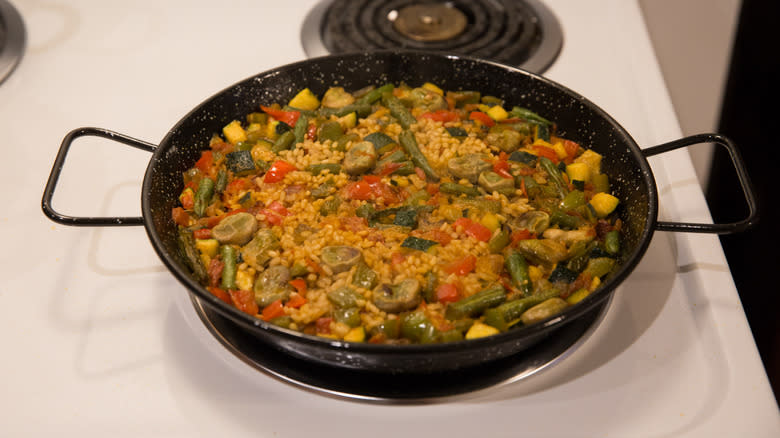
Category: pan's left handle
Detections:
[
  {"x1": 42, "y1": 127, "x2": 157, "y2": 226},
  {"x1": 642, "y1": 133, "x2": 758, "y2": 234}
]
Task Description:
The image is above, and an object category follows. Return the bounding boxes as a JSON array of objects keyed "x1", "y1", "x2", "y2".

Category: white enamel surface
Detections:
[{"x1": 1, "y1": 0, "x2": 777, "y2": 436}]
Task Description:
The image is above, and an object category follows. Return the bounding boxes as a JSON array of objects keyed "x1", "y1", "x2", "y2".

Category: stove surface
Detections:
[{"x1": 1, "y1": 0, "x2": 778, "y2": 436}]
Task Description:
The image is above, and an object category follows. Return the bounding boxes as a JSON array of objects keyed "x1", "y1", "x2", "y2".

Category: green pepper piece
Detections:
[
  {"x1": 604, "y1": 230, "x2": 620, "y2": 255},
  {"x1": 487, "y1": 226, "x2": 511, "y2": 254},
  {"x1": 400, "y1": 236, "x2": 438, "y2": 252},
  {"x1": 352, "y1": 261, "x2": 378, "y2": 290},
  {"x1": 177, "y1": 229, "x2": 207, "y2": 282}
]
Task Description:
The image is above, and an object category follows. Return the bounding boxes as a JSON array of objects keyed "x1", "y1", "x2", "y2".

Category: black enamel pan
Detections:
[{"x1": 42, "y1": 51, "x2": 758, "y2": 374}]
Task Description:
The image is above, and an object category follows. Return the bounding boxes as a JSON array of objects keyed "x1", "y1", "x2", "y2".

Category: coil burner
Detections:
[
  {"x1": 301, "y1": 0, "x2": 563, "y2": 74},
  {"x1": 0, "y1": 0, "x2": 25, "y2": 84}
]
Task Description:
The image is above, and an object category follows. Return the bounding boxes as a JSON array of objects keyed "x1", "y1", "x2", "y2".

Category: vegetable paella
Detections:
[{"x1": 172, "y1": 82, "x2": 622, "y2": 344}]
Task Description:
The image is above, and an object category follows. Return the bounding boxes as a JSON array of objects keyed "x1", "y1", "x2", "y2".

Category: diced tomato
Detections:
[
  {"x1": 285, "y1": 292, "x2": 308, "y2": 309},
  {"x1": 468, "y1": 111, "x2": 495, "y2": 127},
  {"x1": 207, "y1": 287, "x2": 232, "y2": 305},
  {"x1": 532, "y1": 145, "x2": 559, "y2": 163},
  {"x1": 260, "y1": 105, "x2": 301, "y2": 127},
  {"x1": 194, "y1": 150, "x2": 214, "y2": 173},
  {"x1": 435, "y1": 283, "x2": 460, "y2": 303},
  {"x1": 225, "y1": 178, "x2": 248, "y2": 194},
  {"x1": 428, "y1": 229, "x2": 452, "y2": 246},
  {"x1": 289, "y1": 278, "x2": 307, "y2": 296},
  {"x1": 179, "y1": 188, "x2": 195, "y2": 210},
  {"x1": 306, "y1": 122, "x2": 318, "y2": 140},
  {"x1": 563, "y1": 139, "x2": 580, "y2": 160},
  {"x1": 453, "y1": 217, "x2": 492, "y2": 242},
  {"x1": 316, "y1": 317, "x2": 333, "y2": 334},
  {"x1": 493, "y1": 159, "x2": 513, "y2": 179},
  {"x1": 444, "y1": 255, "x2": 477, "y2": 276},
  {"x1": 305, "y1": 258, "x2": 326, "y2": 276},
  {"x1": 419, "y1": 109, "x2": 460, "y2": 123},
  {"x1": 264, "y1": 160, "x2": 297, "y2": 183},
  {"x1": 426, "y1": 183, "x2": 439, "y2": 195},
  {"x1": 229, "y1": 289, "x2": 259, "y2": 315},
  {"x1": 510, "y1": 229, "x2": 534, "y2": 245},
  {"x1": 207, "y1": 258, "x2": 224, "y2": 287},
  {"x1": 344, "y1": 175, "x2": 399, "y2": 204},
  {"x1": 377, "y1": 161, "x2": 403, "y2": 176},
  {"x1": 260, "y1": 200, "x2": 289, "y2": 226},
  {"x1": 414, "y1": 166, "x2": 427, "y2": 181},
  {"x1": 171, "y1": 207, "x2": 190, "y2": 226},
  {"x1": 260, "y1": 299, "x2": 285, "y2": 321},
  {"x1": 193, "y1": 228, "x2": 212, "y2": 239},
  {"x1": 391, "y1": 252, "x2": 406, "y2": 265}
]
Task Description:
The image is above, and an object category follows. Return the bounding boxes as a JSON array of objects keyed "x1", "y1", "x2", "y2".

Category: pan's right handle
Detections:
[
  {"x1": 42, "y1": 127, "x2": 158, "y2": 226},
  {"x1": 642, "y1": 133, "x2": 759, "y2": 234}
]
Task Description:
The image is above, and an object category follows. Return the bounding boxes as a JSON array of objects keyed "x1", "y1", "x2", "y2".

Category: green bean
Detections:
[
  {"x1": 539, "y1": 157, "x2": 569, "y2": 198},
  {"x1": 422, "y1": 271, "x2": 437, "y2": 303},
  {"x1": 178, "y1": 229, "x2": 207, "y2": 282},
  {"x1": 509, "y1": 106, "x2": 552, "y2": 126},
  {"x1": 193, "y1": 177, "x2": 214, "y2": 217},
  {"x1": 271, "y1": 130, "x2": 295, "y2": 153},
  {"x1": 483, "y1": 289, "x2": 561, "y2": 331},
  {"x1": 382, "y1": 94, "x2": 417, "y2": 129},
  {"x1": 317, "y1": 121, "x2": 344, "y2": 142},
  {"x1": 439, "y1": 182, "x2": 480, "y2": 197},
  {"x1": 505, "y1": 249, "x2": 532, "y2": 295},
  {"x1": 293, "y1": 113, "x2": 308, "y2": 144},
  {"x1": 220, "y1": 245, "x2": 237, "y2": 290},
  {"x1": 550, "y1": 209, "x2": 582, "y2": 229},
  {"x1": 269, "y1": 315, "x2": 293, "y2": 328},
  {"x1": 214, "y1": 168, "x2": 227, "y2": 194},
  {"x1": 398, "y1": 129, "x2": 439, "y2": 181},
  {"x1": 521, "y1": 298, "x2": 569, "y2": 325},
  {"x1": 604, "y1": 230, "x2": 620, "y2": 255},
  {"x1": 445, "y1": 284, "x2": 506, "y2": 320},
  {"x1": 305, "y1": 163, "x2": 342, "y2": 175},
  {"x1": 357, "y1": 83, "x2": 394, "y2": 105}
]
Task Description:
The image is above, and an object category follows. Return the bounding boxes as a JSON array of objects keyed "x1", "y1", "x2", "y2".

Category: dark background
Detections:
[{"x1": 707, "y1": 0, "x2": 779, "y2": 404}]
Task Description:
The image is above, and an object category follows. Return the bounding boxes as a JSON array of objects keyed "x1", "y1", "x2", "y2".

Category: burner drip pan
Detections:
[
  {"x1": 302, "y1": 0, "x2": 563, "y2": 74},
  {"x1": 0, "y1": 0, "x2": 25, "y2": 84}
]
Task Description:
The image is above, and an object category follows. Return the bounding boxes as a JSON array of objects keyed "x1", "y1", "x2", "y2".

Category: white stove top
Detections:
[{"x1": 1, "y1": 0, "x2": 777, "y2": 436}]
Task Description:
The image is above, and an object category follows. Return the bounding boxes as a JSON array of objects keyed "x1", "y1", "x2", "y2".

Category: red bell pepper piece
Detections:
[
  {"x1": 260, "y1": 105, "x2": 301, "y2": 127},
  {"x1": 230, "y1": 289, "x2": 259, "y2": 315},
  {"x1": 435, "y1": 283, "x2": 460, "y2": 303},
  {"x1": 453, "y1": 217, "x2": 492, "y2": 242},
  {"x1": 468, "y1": 111, "x2": 495, "y2": 127},
  {"x1": 264, "y1": 160, "x2": 297, "y2": 183},
  {"x1": 260, "y1": 299, "x2": 285, "y2": 321},
  {"x1": 419, "y1": 109, "x2": 460, "y2": 123},
  {"x1": 444, "y1": 254, "x2": 477, "y2": 276}
]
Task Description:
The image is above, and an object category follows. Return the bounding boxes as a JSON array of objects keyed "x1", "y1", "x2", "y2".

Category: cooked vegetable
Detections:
[
  {"x1": 173, "y1": 82, "x2": 624, "y2": 344},
  {"x1": 211, "y1": 212, "x2": 258, "y2": 246},
  {"x1": 373, "y1": 278, "x2": 422, "y2": 313}
]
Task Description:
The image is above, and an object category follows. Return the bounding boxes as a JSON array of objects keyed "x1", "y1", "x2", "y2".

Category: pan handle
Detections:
[
  {"x1": 642, "y1": 133, "x2": 758, "y2": 234},
  {"x1": 42, "y1": 127, "x2": 157, "y2": 226}
]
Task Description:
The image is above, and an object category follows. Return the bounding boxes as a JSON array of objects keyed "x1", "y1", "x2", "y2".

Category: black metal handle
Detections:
[
  {"x1": 642, "y1": 133, "x2": 758, "y2": 234},
  {"x1": 42, "y1": 127, "x2": 157, "y2": 226}
]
